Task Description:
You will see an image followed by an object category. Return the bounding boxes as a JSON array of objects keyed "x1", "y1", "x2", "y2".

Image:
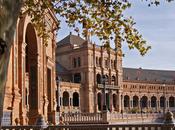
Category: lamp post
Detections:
[
  {"x1": 140, "y1": 97, "x2": 143, "y2": 123},
  {"x1": 163, "y1": 84, "x2": 166, "y2": 116},
  {"x1": 102, "y1": 75, "x2": 107, "y2": 111},
  {"x1": 56, "y1": 76, "x2": 61, "y2": 113}
]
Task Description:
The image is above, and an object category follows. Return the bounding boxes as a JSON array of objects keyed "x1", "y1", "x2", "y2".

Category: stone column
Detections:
[
  {"x1": 130, "y1": 100, "x2": 133, "y2": 109},
  {"x1": 117, "y1": 92, "x2": 121, "y2": 113},
  {"x1": 167, "y1": 100, "x2": 169, "y2": 111},
  {"x1": 148, "y1": 100, "x2": 151, "y2": 108}
]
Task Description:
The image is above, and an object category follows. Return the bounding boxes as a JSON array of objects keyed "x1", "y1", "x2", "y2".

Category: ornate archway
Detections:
[{"x1": 25, "y1": 23, "x2": 39, "y2": 124}]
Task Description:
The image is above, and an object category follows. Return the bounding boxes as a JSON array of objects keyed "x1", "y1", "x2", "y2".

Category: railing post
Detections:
[
  {"x1": 35, "y1": 114, "x2": 48, "y2": 129},
  {"x1": 163, "y1": 111, "x2": 175, "y2": 130}
]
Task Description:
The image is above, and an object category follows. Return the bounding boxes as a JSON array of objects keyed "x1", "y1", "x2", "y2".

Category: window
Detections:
[
  {"x1": 78, "y1": 57, "x2": 81, "y2": 67},
  {"x1": 74, "y1": 73, "x2": 81, "y2": 83},
  {"x1": 73, "y1": 58, "x2": 76, "y2": 68},
  {"x1": 96, "y1": 57, "x2": 98, "y2": 66},
  {"x1": 99, "y1": 58, "x2": 102, "y2": 67},
  {"x1": 111, "y1": 60, "x2": 113, "y2": 69},
  {"x1": 114, "y1": 60, "x2": 117, "y2": 69},
  {"x1": 105, "y1": 59, "x2": 108, "y2": 68}
]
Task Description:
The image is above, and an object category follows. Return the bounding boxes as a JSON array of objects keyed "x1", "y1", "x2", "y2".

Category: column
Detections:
[
  {"x1": 167, "y1": 99, "x2": 169, "y2": 111},
  {"x1": 130, "y1": 100, "x2": 133, "y2": 109},
  {"x1": 157, "y1": 100, "x2": 160, "y2": 112},
  {"x1": 117, "y1": 92, "x2": 121, "y2": 113},
  {"x1": 148, "y1": 100, "x2": 151, "y2": 108}
]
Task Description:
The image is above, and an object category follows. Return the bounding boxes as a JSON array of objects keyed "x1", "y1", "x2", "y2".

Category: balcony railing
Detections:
[
  {"x1": 97, "y1": 84, "x2": 119, "y2": 89},
  {"x1": 2, "y1": 123, "x2": 175, "y2": 130},
  {"x1": 61, "y1": 113, "x2": 103, "y2": 124}
]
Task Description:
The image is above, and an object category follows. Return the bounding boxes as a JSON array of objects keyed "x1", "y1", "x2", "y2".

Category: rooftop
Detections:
[
  {"x1": 57, "y1": 34, "x2": 86, "y2": 47},
  {"x1": 123, "y1": 67, "x2": 175, "y2": 84}
]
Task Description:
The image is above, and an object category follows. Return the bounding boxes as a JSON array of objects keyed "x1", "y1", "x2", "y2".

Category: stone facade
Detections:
[
  {"x1": 56, "y1": 34, "x2": 175, "y2": 115},
  {"x1": 3, "y1": 10, "x2": 58, "y2": 125}
]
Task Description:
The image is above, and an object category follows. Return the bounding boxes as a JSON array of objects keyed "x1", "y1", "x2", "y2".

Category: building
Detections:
[
  {"x1": 56, "y1": 34, "x2": 175, "y2": 114},
  {"x1": 3, "y1": 10, "x2": 58, "y2": 125}
]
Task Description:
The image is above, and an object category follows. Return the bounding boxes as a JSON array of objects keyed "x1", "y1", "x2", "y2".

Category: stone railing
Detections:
[
  {"x1": 97, "y1": 84, "x2": 119, "y2": 89},
  {"x1": 61, "y1": 112, "x2": 104, "y2": 124},
  {"x1": 106, "y1": 112, "x2": 163, "y2": 124},
  {"x1": 60, "y1": 81, "x2": 81, "y2": 88},
  {"x1": 2, "y1": 123, "x2": 175, "y2": 130}
]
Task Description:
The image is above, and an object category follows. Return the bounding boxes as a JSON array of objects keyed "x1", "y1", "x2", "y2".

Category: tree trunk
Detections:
[{"x1": 0, "y1": 0, "x2": 22, "y2": 126}]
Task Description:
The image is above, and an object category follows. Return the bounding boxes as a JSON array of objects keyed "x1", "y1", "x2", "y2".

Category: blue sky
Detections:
[{"x1": 57, "y1": 1, "x2": 175, "y2": 70}]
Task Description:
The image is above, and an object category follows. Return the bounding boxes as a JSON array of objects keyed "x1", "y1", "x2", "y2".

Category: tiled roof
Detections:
[
  {"x1": 57, "y1": 34, "x2": 86, "y2": 46},
  {"x1": 123, "y1": 68, "x2": 175, "y2": 84}
]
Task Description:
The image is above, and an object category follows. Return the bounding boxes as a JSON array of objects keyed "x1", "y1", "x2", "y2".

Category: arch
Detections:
[
  {"x1": 25, "y1": 23, "x2": 38, "y2": 111},
  {"x1": 124, "y1": 95, "x2": 130, "y2": 108},
  {"x1": 141, "y1": 96, "x2": 148, "y2": 108},
  {"x1": 169, "y1": 96, "x2": 175, "y2": 107},
  {"x1": 18, "y1": 15, "x2": 39, "y2": 51},
  {"x1": 113, "y1": 94, "x2": 117, "y2": 109},
  {"x1": 73, "y1": 92, "x2": 79, "y2": 107},
  {"x1": 160, "y1": 96, "x2": 166, "y2": 108},
  {"x1": 63, "y1": 91, "x2": 69, "y2": 106},
  {"x1": 96, "y1": 74, "x2": 101, "y2": 84},
  {"x1": 151, "y1": 96, "x2": 157, "y2": 108},
  {"x1": 133, "y1": 95, "x2": 139, "y2": 108},
  {"x1": 97, "y1": 93, "x2": 102, "y2": 111}
]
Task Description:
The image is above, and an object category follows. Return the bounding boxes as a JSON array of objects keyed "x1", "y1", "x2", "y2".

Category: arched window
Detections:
[
  {"x1": 124, "y1": 95, "x2": 130, "y2": 107},
  {"x1": 73, "y1": 92, "x2": 79, "y2": 107},
  {"x1": 141, "y1": 96, "x2": 148, "y2": 108},
  {"x1": 63, "y1": 91, "x2": 69, "y2": 106},
  {"x1": 151, "y1": 96, "x2": 157, "y2": 108},
  {"x1": 133, "y1": 96, "x2": 139, "y2": 108},
  {"x1": 169, "y1": 96, "x2": 175, "y2": 107}
]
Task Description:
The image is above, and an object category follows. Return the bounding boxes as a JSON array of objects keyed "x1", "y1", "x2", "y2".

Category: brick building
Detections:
[
  {"x1": 3, "y1": 24, "x2": 175, "y2": 125},
  {"x1": 56, "y1": 34, "x2": 175, "y2": 114},
  {"x1": 3, "y1": 10, "x2": 58, "y2": 125}
]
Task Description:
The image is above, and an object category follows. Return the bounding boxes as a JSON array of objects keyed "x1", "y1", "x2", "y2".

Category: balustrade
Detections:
[{"x1": 2, "y1": 123, "x2": 175, "y2": 130}]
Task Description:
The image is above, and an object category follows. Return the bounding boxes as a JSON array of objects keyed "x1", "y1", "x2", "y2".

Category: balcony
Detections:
[{"x1": 97, "y1": 84, "x2": 119, "y2": 90}]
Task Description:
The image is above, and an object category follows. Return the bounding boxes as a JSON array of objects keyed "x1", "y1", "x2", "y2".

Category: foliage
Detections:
[
  {"x1": 23, "y1": 0, "x2": 154, "y2": 55},
  {"x1": 22, "y1": 0, "x2": 174, "y2": 55}
]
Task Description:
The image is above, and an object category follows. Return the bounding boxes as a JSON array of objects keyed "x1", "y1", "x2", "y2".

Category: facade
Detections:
[
  {"x1": 56, "y1": 34, "x2": 175, "y2": 114},
  {"x1": 3, "y1": 10, "x2": 58, "y2": 125}
]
